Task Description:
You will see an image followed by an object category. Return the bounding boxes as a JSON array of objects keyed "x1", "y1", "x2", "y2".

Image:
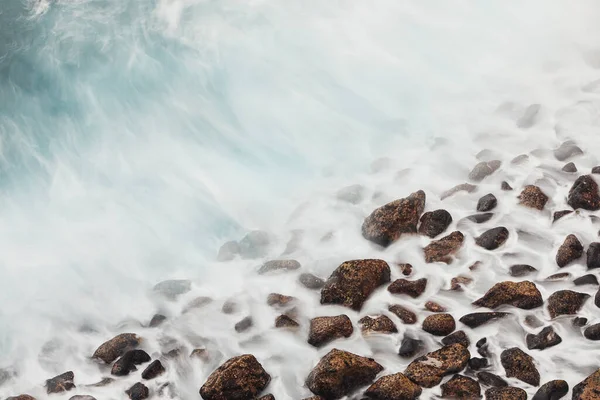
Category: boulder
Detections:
[
  {"x1": 568, "y1": 175, "x2": 600, "y2": 210},
  {"x1": 365, "y1": 373, "x2": 422, "y2": 400},
  {"x1": 532, "y1": 380, "x2": 569, "y2": 400},
  {"x1": 500, "y1": 347, "x2": 540, "y2": 386},
  {"x1": 459, "y1": 312, "x2": 509, "y2": 328},
  {"x1": 556, "y1": 234, "x2": 583, "y2": 267},
  {"x1": 418, "y1": 210, "x2": 452, "y2": 238},
  {"x1": 440, "y1": 375, "x2": 481, "y2": 399},
  {"x1": 404, "y1": 343, "x2": 470, "y2": 388},
  {"x1": 573, "y1": 369, "x2": 600, "y2": 400},
  {"x1": 485, "y1": 387, "x2": 527, "y2": 400},
  {"x1": 422, "y1": 314, "x2": 456, "y2": 336},
  {"x1": 126, "y1": 382, "x2": 149, "y2": 400},
  {"x1": 547, "y1": 290, "x2": 589, "y2": 318},
  {"x1": 388, "y1": 278, "x2": 427, "y2": 298},
  {"x1": 308, "y1": 315, "x2": 353, "y2": 347},
  {"x1": 142, "y1": 360, "x2": 165, "y2": 380},
  {"x1": 423, "y1": 231, "x2": 464, "y2": 263},
  {"x1": 388, "y1": 304, "x2": 417, "y2": 324},
  {"x1": 526, "y1": 326, "x2": 562, "y2": 350},
  {"x1": 477, "y1": 194, "x2": 497, "y2": 212},
  {"x1": 92, "y1": 333, "x2": 140, "y2": 364},
  {"x1": 200, "y1": 355, "x2": 271, "y2": 400},
  {"x1": 475, "y1": 227, "x2": 509, "y2": 250},
  {"x1": 518, "y1": 185, "x2": 549, "y2": 210},
  {"x1": 473, "y1": 281, "x2": 543, "y2": 310},
  {"x1": 359, "y1": 315, "x2": 397, "y2": 334},
  {"x1": 46, "y1": 371, "x2": 75, "y2": 394}
]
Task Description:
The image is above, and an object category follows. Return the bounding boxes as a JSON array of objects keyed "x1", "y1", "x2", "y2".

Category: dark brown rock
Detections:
[
  {"x1": 111, "y1": 350, "x2": 151, "y2": 376},
  {"x1": 309, "y1": 315, "x2": 353, "y2": 347},
  {"x1": 553, "y1": 210, "x2": 573, "y2": 222},
  {"x1": 519, "y1": 185, "x2": 549, "y2": 210},
  {"x1": 545, "y1": 272, "x2": 571, "y2": 281},
  {"x1": 274, "y1": 314, "x2": 298, "y2": 328},
  {"x1": 459, "y1": 312, "x2": 509, "y2": 328},
  {"x1": 475, "y1": 227, "x2": 509, "y2": 250},
  {"x1": 299, "y1": 273, "x2": 325, "y2": 289},
  {"x1": 388, "y1": 304, "x2": 417, "y2": 324},
  {"x1": 588, "y1": 243, "x2": 600, "y2": 269},
  {"x1": 398, "y1": 337, "x2": 423, "y2": 358},
  {"x1": 573, "y1": 369, "x2": 600, "y2": 400},
  {"x1": 477, "y1": 372, "x2": 507, "y2": 388},
  {"x1": 469, "y1": 161, "x2": 501, "y2": 182},
  {"x1": 532, "y1": 380, "x2": 569, "y2": 400},
  {"x1": 321, "y1": 259, "x2": 391, "y2": 311},
  {"x1": 468, "y1": 357, "x2": 488, "y2": 370},
  {"x1": 217, "y1": 240, "x2": 239, "y2": 261},
  {"x1": 425, "y1": 301, "x2": 447, "y2": 313},
  {"x1": 92, "y1": 333, "x2": 140, "y2": 364},
  {"x1": 593, "y1": 166, "x2": 600, "y2": 174},
  {"x1": 500, "y1": 347, "x2": 540, "y2": 386},
  {"x1": 149, "y1": 314, "x2": 167, "y2": 327},
  {"x1": 422, "y1": 314, "x2": 456, "y2": 336},
  {"x1": 388, "y1": 278, "x2": 427, "y2": 298},
  {"x1": 257, "y1": 395, "x2": 275, "y2": 400},
  {"x1": 526, "y1": 326, "x2": 562, "y2": 350},
  {"x1": 554, "y1": 141, "x2": 583, "y2": 161},
  {"x1": 365, "y1": 373, "x2": 422, "y2": 400},
  {"x1": 423, "y1": 231, "x2": 464, "y2": 263},
  {"x1": 200, "y1": 354, "x2": 271, "y2": 400},
  {"x1": 574, "y1": 274, "x2": 599, "y2": 286},
  {"x1": 126, "y1": 382, "x2": 149, "y2": 400},
  {"x1": 441, "y1": 375, "x2": 481, "y2": 399},
  {"x1": 501, "y1": 181, "x2": 513, "y2": 191},
  {"x1": 465, "y1": 213, "x2": 494, "y2": 224},
  {"x1": 584, "y1": 323, "x2": 600, "y2": 340},
  {"x1": 477, "y1": 194, "x2": 497, "y2": 212},
  {"x1": 142, "y1": 360, "x2": 165, "y2": 380},
  {"x1": 397, "y1": 263, "x2": 413, "y2": 276},
  {"x1": 362, "y1": 190, "x2": 426, "y2": 247},
  {"x1": 485, "y1": 387, "x2": 527, "y2": 400},
  {"x1": 235, "y1": 316, "x2": 253, "y2": 333},
  {"x1": 404, "y1": 343, "x2": 470, "y2": 388},
  {"x1": 441, "y1": 184, "x2": 477, "y2": 200},
  {"x1": 238, "y1": 230, "x2": 271, "y2": 259},
  {"x1": 306, "y1": 349, "x2": 383, "y2": 399},
  {"x1": 451, "y1": 276, "x2": 473, "y2": 291},
  {"x1": 418, "y1": 209, "x2": 452, "y2": 238},
  {"x1": 473, "y1": 281, "x2": 543, "y2": 310},
  {"x1": 46, "y1": 371, "x2": 75, "y2": 394},
  {"x1": 556, "y1": 234, "x2": 583, "y2": 267},
  {"x1": 509, "y1": 264, "x2": 537, "y2": 277},
  {"x1": 547, "y1": 290, "x2": 589, "y2": 318},
  {"x1": 596, "y1": 288, "x2": 600, "y2": 308},
  {"x1": 359, "y1": 315, "x2": 397, "y2": 334},
  {"x1": 259, "y1": 259, "x2": 301, "y2": 274},
  {"x1": 441, "y1": 330, "x2": 469, "y2": 348},
  {"x1": 267, "y1": 293, "x2": 295, "y2": 307},
  {"x1": 568, "y1": 175, "x2": 600, "y2": 210},
  {"x1": 573, "y1": 317, "x2": 588, "y2": 327},
  {"x1": 6, "y1": 396, "x2": 36, "y2": 400},
  {"x1": 563, "y1": 162, "x2": 577, "y2": 173}
]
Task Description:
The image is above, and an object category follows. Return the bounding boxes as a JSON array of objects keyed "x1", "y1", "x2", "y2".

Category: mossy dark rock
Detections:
[
  {"x1": 388, "y1": 304, "x2": 417, "y2": 324},
  {"x1": 556, "y1": 234, "x2": 583, "y2": 267},
  {"x1": 308, "y1": 315, "x2": 353, "y2": 347},
  {"x1": 92, "y1": 333, "x2": 140, "y2": 364},
  {"x1": 547, "y1": 290, "x2": 589, "y2": 318},
  {"x1": 459, "y1": 312, "x2": 509, "y2": 328},
  {"x1": 526, "y1": 326, "x2": 562, "y2": 350},
  {"x1": 440, "y1": 374, "x2": 481, "y2": 399},
  {"x1": 388, "y1": 278, "x2": 427, "y2": 298},
  {"x1": 200, "y1": 354, "x2": 271, "y2": 400},
  {"x1": 423, "y1": 231, "x2": 464, "y2": 263},
  {"x1": 485, "y1": 387, "x2": 527, "y2": 400},
  {"x1": 532, "y1": 379, "x2": 569, "y2": 400},
  {"x1": 46, "y1": 371, "x2": 75, "y2": 394},
  {"x1": 418, "y1": 209, "x2": 452, "y2": 238},
  {"x1": 573, "y1": 369, "x2": 600, "y2": 400},
  {"x1": 404, "y1": 343, "x2": 470, "y2": 388},
  {"x1": 500, "y1": 347, "x2": 540, "y2": 386},
  {"x1": 422, "y1": 314, "x2": 456, "y2": 336},
  {"x1": 475, "y1": 227, "x2": 509, "y2": 250},
  {"x1": 473, "y1": 281, "x2": 543, "y2": 310},
  {"x1": 365, "y1": 373, "x2": 422, "y2": 400},
  {"x1": 568, "y1": 175, "x2": 600, "y2": 211},
  {"x1": 359, "y1": 315, "x2": 397, "y2": 334},
  {"x1": 518, "y1": 185, "x2": 549, "y2": 210}
]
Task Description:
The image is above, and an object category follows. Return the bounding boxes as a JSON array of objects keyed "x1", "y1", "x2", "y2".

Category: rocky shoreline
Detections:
[{"x1": 7, "y1": 141, "x2": 600, "y2": 399}]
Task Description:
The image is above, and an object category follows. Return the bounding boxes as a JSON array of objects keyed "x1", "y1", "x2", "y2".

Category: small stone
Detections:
[
  {"x1": 111, "y1": 350, "x2": 151, "y2": 376},
  {"x1": 425, "y1": 301, "x2": 447, "y2": 312},
  {"x1": 336, "y1": 184, "x2": 365, "y2": 204},
  {"x1": 308, "y1": 315, "x2": 353, "y2": 347},
  {"x1": 512, "y1": 154, "x2": 530, "y2": 165},
  {"x1": 200, "y1": 355, "x2": 271, "y2": 400},
  {"x1": 69, "y1": 396, "x2": 97, "y2": 400},
  {"x1": 321, "y1": 259, "x2": 391, "y2": 311},
  {"x1": 398, "y1": 337, "x2": 423, "y2": 358},
  {"x1": 584, "y1": 323, "x2": 600, "y2": 340},
  {"x1": 275, "y1": 315, "x2": 299, "y2": 328},
  {"x1": 518, "y1": 185, "x2": 549, "y2": 210},
  {"x1": 532, "y1": 380, "x2": 569, "y2": 400},
  {"x1": 423, "y1": 231, "x2": 464, "y2": 263},
  {"x1": 92, "y1": 333, "x2": 140, "y2": 364},
  {"x1": 441, "y1": 330, "x2": 470, "y2": 348},
  {"x1": 46, "y1": 371, "x2": 75, "y2": 394},
  {"x1": 398, "y1": 263, "x2": 413, "y2": 276},
  {"x1": 548, "y1": 290, "x2": 589, "y2": 318},
  {"x1": 359, "y1": 315, "x2": 397, "y2": 334},
  {"x1": 267, "y1": 293, "x2": 295, "y2": 307},
  {"x1": 485, "y1": 387, "x2": 527, "y2": 400},
  {"x1": 509, "y1": 264, "x2": 537, "y2": 277},
  {"x1": 473, "y1": 281, "x2": 543, "y2": 310},
  {"x1": 469, "y1": 161, "x2": 501, "y2": 182},
  {"x1": 477, "y1": 194, "x2": 497, "y2": 212},
  {"x1": 217, "y1": 240, "x2": 239, "y2": 261},
  {"x1": 6, "y1": 396, "x2": 36, "y2": 400},
  {"x1": 573, "y1": 369, "x2": 600, "y2": 399},
  {"x1": 126, "y1": 382, "x2": 149, "y2": 400},
  {"x1": 465, "y1": 213, "x2": 494, "y2": 224},
  {"x1": 149, "y1": 314, "x2": 167, "y2": 328},
  {"x1": 575, "y1": 274, "x2": 599, "y2": 286},
  {"x1": 259, "y1": 259, "x2": 301, "y2": 274},
  {"x1": 451, "y1": 276, "x2": 473, "y2": 291},
  {"x1": 477, "y1": 372, "x2": 508, "y2": 388},
  {"x1": 501, "y1": 181, "x2": 513, "y2": 191},
  {"x1": 468, "y1": 357, "x2": 488, "y2": 370},
  {"x1": 306, "y1": 349, "x2": 383, "y2": 399},
  {"x1": 182, "y1": 296, "x2": 213, "y2": 313},
  {"x1": 568, "y1": 175, "x2": 600, "y2": 211},
  {"x1": 404, "y1": 343, "x2": 470, "y2": 388},
  {"x1": 593, "y1": 166, "x2": 600, "y2": 174},
  {"x1": 563, "y1": 162, "x2": 578, "y2": 173},
  {"x1": 235, "y1": 317, "x2": 253, "y2": 333},
  {"x1": 553, "y1": 210, "x2": 573, "y2": 222},
  {"x1": 153, "y1": 279, "x2": 191, "y2": 299},
  {"x1": 418, "y1": 209, "x2": 453, "y2": 238},
  {"x1": 362, "y1": 190, "x2": 426, "y2": 247},
  {"x1": 299, "y1": 273, "x2": 325, "y2": 289},
  {"x1": 526, "y1": 326, "x2": 562, "y2": 350},
  {"x1": 388, "y1": 278, "x2": 427, "y2": 298},
  {"x1": 475, "y1": 227, "x2": 509, "y2": 250},
  {"x1": 142, "y1": 360, "x2": 165, "y2": 380},
  {"x1": 365, "y1": 373, "x2": 422, "y2": 400},
  {"x1": 422, "y1": 314, "x2": 456, "y2": 336},
  {"x1": 222, "y1": 299, "x2": 238, "y2": 314},
  {"x1": 239, "y1": 230, "x2": 271, "y2": 259},
  {"x1": 556, "y1": 234, "x2": 583, "y2": 267},
  {"x1": 441, "y1": 183, "x2": 477, "y2": 200},
  {"x1": 441, "y1": 374, "x2": 481, "y2": 399},
  {"x1": 588, "y1": 243, "x2": 600, "y2": 269},
  {"x1": 546, "y1": 272, "x2": 571, "y2": 281},
  {"x1": 554, "y1": 141, "x2": 583, "y2": 161},
  {"x1": 573, "y1": 317, "x2": 588, "y2": 327},
  {"x1": 257, "y1": 395, "x2": 275, "y2": 400},
  {"x1": 459, "y1": 312, "x2": 509, "y2": 328},
  {"x1": 388, "y1": 304, "x2": 417, "y2": 324},
  {"x1": 501, "y1": 347, "x2": 540, "y2": 386}
]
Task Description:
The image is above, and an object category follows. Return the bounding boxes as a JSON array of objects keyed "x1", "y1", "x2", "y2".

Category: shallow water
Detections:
[{"x1": 2, "y1": 0, "x2": 600, "y2": 398}]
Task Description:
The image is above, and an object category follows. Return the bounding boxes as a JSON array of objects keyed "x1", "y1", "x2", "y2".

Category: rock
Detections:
[
  {"x1": 593, "y1": 166, "x2": 600, "y2": 174},
  {"x1": 563, "y1": 162, "x2": 577, "y2": 173},
  {"x1": 532, "y1": 380, "x2": 569, "y2": 400},
  {"x1": 500, "y1": 348, "x2": 540, "y2": 386},
  {"x1": 182, "y1": 296, "x2": 213, "y2": 313},
  {"x1": 239, "y1": 230, "x2": 271, "y2": 259},
  {"x1": 451, "y1": 276, "x2": 473, "y2": 291},
  {"x1": 553, "y1": 210, "x2": 573, "y2": 222},
  {"x1": 588, "y1": 243, "x2": 600, "y2": 269},
  {"x1": 556, "y1": 234, "x2": 583, "y2": 267},
  {"x1": 501, "y1": 181, "x2": 513, "y2": 191},
  {"x1": 459, "y1": 312, "x2": 509, "y2": 328},
  {"x1": 441, "y1": 330, "x2": 470, "y2": 348},
  {"x1": 475, "y1": 227, "x2": 509, "y2": 250},
  {"x1": 573, "y1": 317, "x2": 588, "y2": 327},
  {"x1": 398, "y1": 337, "x2": 423, "y2": 358},
  {"x1": 259, "y1": 259, "x2": 301, "y2": 274},
  {"x1": 422, "y1": 314, "x2": 456, "y2": 336},
  {"x1": 423, "y1": 231, "x2": 464, "y2": 263},
  {"x1": 6, "y1": 396, "x2": 36, "y2": 400},
  {"x1": 568, "y1": 175, "x2": 600, "y2": 211},
  {"x1": 517, "y1": 104, "x2": 541, "y2": 128},
  {"x1": 465, "y1": 213, "x2": 494, "y2": 224},
  {"x1": 388, "y1": 304, "x2": 417, "y2": 324},
  {"x1": 510, "y1": 264, "x2": 538, "y2": 277},
  {"x1": 305, "y1": 349, "x2": 383, "y2": 399},
  {"x1": 574, "y1": 274, "x2": 599, "y2": 286},
  {"x1": 573, "y1": 369, "x2": 600, "y2": 399},
  {"x1": 512, "y1": 154, "x2": 530, "y2": 165},
  {"x1": 418, "y1": 209, "x2": 453, "y2": 238},
  {"x1": 404, "y1": 343, "x2": 470, "y2": 388},
  {"x1": 222, "y1": 299, "x2": 238, "y2": 314},
  {"x1": 92, "y1": 333, "x2": 140, "y2": 364},
  {"x1": 473, "y1": 281, "x2": 543, "y2": 310},
  {"x1": 46, "y1": 371, "x2": 75, "y2": 394},
  {"x1": 308, "y1": 315, "x2": 353, "y2": 347},
  {"x1": 548, "y1": 290, "x2": 589, "y2": 318},
  {"x1": 441, "y1": 374, "x2": 481, "y2": 399},
  {"x1": 596, "y1": 289, "x2": 600, "y2": 308},
  {"x1": 141, "y1": 360, "x2": 165, "y2": 380},
  {"x1": 485, "y1": 387, "x2": 527, "y2": 400},
  {"x1": 191, "y1": 348, "x2": 210, "y2": 361},
  {"x1": 153, "y1": 279, "x2": 191, "y2": 299},
  {"x1": 526, "y1": 326, "x2": 562, "y2": 350},
  {"x1": 425, "y1": 301, "x2": 447, "y2": 312},
  {"x1": 554, "y1": 142, "x2": 583, "y2": 161},
  {"x1": 468, "y1": 357, "x2": 488, "y2": 370},
  {"x1": 85, "y1": 377, "x2": 114, "y2": 387},
  {"x1": 388, "y1": 278, "x2": 427, "y2": 298},
  {"x1": 359, "y1": 315, "x2": 397, "y2": 334},
  {"x1": 267, "y1": 293, "x2": 295, "y2": 307},
  {"x1": 235, "y1": 316, "x2": 253, "y2": 333},
  {"x1": 477, "y1": 194, "x2": 497, "y2": 212},
  {"x1": 518, "y1": 185, "x2": 549, "y2": 210},
  {"x1": 477, "y1": 372, "x2": 508, "y2": 388},
  {"x1": 69, "y1": 396, "x2": 97, "y2": 400},
  {"x1": 321, "y1": 259, "x2": 391, "y2": 311},
  {"x1": 299, "y1": 273, "x2": 326, "y2": 289},
  {"x1": 126, "y1": 382, "x2": 149, "y2": 400},
  {"x1": 469, "y1": 161, "x2": 501, "y2": 182},
  {"x1": 546, "y1": 272, "x2": 571, "y2": 281},
  {"x1": 336, "y1": 184, "x2": 365, "y2": 204},
  {"x1": 397, "y1": 263, "x2": 413, "y2": 276},
  {"x1": 441, "y1": 183, "x2": 477, "y2": 200},
  {"x1": 217, "y1": 240, "x2": 239, "y2": 261},
  {"x1": 149, "y1": 314, "x2": 167, "y2": 327},
  {"x1": 257, "y1": 395, "x2": 275, "y2": 400},
  {"x1": 365, "y1": 373, "x2": 422, "y2": 400},
  {"x1": 275, "y1": 314, "x2": 299, "y2": 328},
  {"x1": 200, "y1": 355, "x2": 270, "y2": 400},
  {"x1": 362, "y1": 190, "x2": 426, "y2": 247},
  {"x1": 111, "y1": 350, "x2": 151, "y2": 376},
  {"x1": 584, "y1": 323, "x2": 600, "y2": 340}
]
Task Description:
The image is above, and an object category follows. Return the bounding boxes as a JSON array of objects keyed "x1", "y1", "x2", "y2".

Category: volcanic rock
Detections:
[
  {"x1": 440, "y1": 375, "x2": 481, "y2": 399},
  {"x1": 473, "y1": 281, "x2": 543, "y2": 310},
  {"x1": 418, "y1": 209, "x2": 452, "y2": 238},
  {"x1": 404, "y1": 343, "x2": 470, "y2": 388},
  {"x1": 423, "y1": 231, "x2": 464, "y2": 263},
  {"x1": 568, "y1": 175, "x2": 600, "y2": 211},
  {"x1": 359, "y1": 315, "x2": 397, "y2": 334},
  {"x1": 500, "y1": 347, "x2": 540, "y2": 386},
  {"x1": 388, "y1": 278, "x2": 427, "y2": 298},
  {"x1": 518, "y1": 185, "x2": 549, "y2": 210},
  {"x1": 422, "y1": 314, "x2": 456, "y2": 336},
  {"x1": 46, "y1": 371, "x2": 75, "y2": 394},
  {"x1": 388, "y1": 304, "x2": 417, "y2": 324},
  {"x1": 308, "y1": 315, "x2": 353, "y2": 347},
  {"x1": 526, "y1": 326, "x2": 562, "y2": 350},
  {"x1": 556, "y1": 234, "x2": 583, "y2": 267},
  {"x1": 475, "y1": 227, "x2": 509, "y2": 250},
  {"x1": 200, "y1": 354, "x2": 271, "y2": 400},
  {"x1": 547, "y1": 290, "x2": 589, "y2": 318},
  {"x1": 365, "y1": 373, "x2": 422, "y2": 400}
]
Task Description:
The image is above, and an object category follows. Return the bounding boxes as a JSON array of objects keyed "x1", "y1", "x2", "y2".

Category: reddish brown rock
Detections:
[
  {"x1": 500, "y1": 347, "x2": 540, "y2": 386},
  {"x1": 473, "y1": 281, "x2": 543, "y2": 310},
  {"x1": 359, "y1": 315, "x2": 398, "y2": 334},
  {"x1": 388, "y1": 278, "x2": 427, "y2": 298},
  {"x1": 46, "y1": 371, "x2": 75, "y2": 394},
  {"x1": 200, "y1": 354, "x2": 271, "y2": 400},
  {"x1": 547, "y1": 290, "x2": 589, "y2": 318},
  {"x1": 126, "y1": 382, "x2": 149, "y2": 400},
  {"x1": 306, "y1": 349, "x2": 383, "y2": 399},
  {"x1": 308, "y1": 315, "x2": 353, "y2": 347},
  {"x1": 553, "y1": 210, "x2": 573, "y2": 222},
  {"x1": 404, "y1": 343, "x2": 470, "y2": 388},
  {"x1": 388, "y1": 304, "x2": 417, "y2": 324},
  {"x1": 459, "y1": 312, "x2": 509, "y2": 328},
  {"x1": 365, "y1": 373, "x2": 422, "y2": 400},
  {"x1": 423, "y1": 231, "x2": 464, "y2": 263},
  {"x1": 275, "y1": 315, "x2": 299, "y2": 328},
  {"x1": 425, "y1": 301, "x2": 447, "y2": 312},
  {"x1": 362, "y1": 190, "x2": 426, "y2": 247},
  {"x1": 267, "y1": 293, "x2": 295, "y2": 307},
  {"x1": 422, "y1": 314, "x2": 456, "y2": 336},
  {"x1": 475, "y1": 227, "x2": 509, "y2": 250},
  {"x1": 92, "y1": 333, "x2": 140, "y2": 364},
  {"x1": 321, "y1": 259, "x2": 391, "y2": 311},
  {"x1": 441, "y1": 375, "x2": 481, "y2": 399},
  {"x1": 573, "y1": 369, "x2": 600, "y2": 400},
  {"x1": 518, "y1": 185, "x2": 549, "y2": 210},
  {"x1": 533, "y1": 380, "x2": 569, "y2": 400},
  {"x1": 485, "y1": 387, "x2": 527, "y2": 400},
  {"x1": 556, "y1": 234, "x2": 583, "y2": 267},
  {"x1": 568, "y1": 175, "x2": 600, "y2": 211},
  {"x1": 451, "y1": 276, "x2": 473, "y2": 291},
  {"x1": 418, "y1": 209, "x2": 453, "y2": 238}
]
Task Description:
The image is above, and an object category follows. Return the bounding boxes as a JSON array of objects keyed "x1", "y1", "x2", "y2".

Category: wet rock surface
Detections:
[
  {"x1": 519, "y1": 185, "x2": 549, "y2": 210},
  {"x1": 553, "y1": 210, "x2": 573, "y2": 222},
  {"x1": 473, "y1": 281, "x2": 543, "y2": 310},
  {"x1": 309, "y1": 315, "x2": 353, "y2": 347},
  {"x1": 111, "y1": 350, "x2": 151, "y2": 376},
  {"x1": 509, "y1": 264, "x2": 538, "y2": 277},
  {"x1": 574, "y1": 274, "x2": 599, "y2": 286},
  {"x1": 477, "y1": 193, "x2": 497, "y2": 212},
  {"x1": 425, "y1": 301, "x2": 447, "y2": 312},
  {"x1": 573, "y1": 369, "x2": 600, "y2": 400},
  {"x1": 532, "y1": 380, "x2": 569, "y2": 400},
  {"x1": 200, "y1": 354, "x2": 271, "y2": 400},
  {"x1": 485, "y1": 387, "x2": 527, "y2": 400},
  {"x1": 126, "y1": 382, "x2": 149, "y2": 400},
  {"x1": 365, "y1": 373, "x2": 422, "y2": 400},
  {"x1": 141, "y1": 360, "x2": 165, "y2": 380},
  {"x1": 500, "y1": 347, "x2": 540, "y2": 386},
  {"x1": 459, "y1": 312, "x2": 509, "y2": 328},
  {"x1": 568, "y1": 175, "x2": 600, "y2": 211},
  {"x1": 275, "y1": 314, "x2": 299, "y2": 328},
  {"x1": 258, "y1": 259, "x2": 301, "y2": 274},
  {"x1": 423, "y1": 231, "x2": 464, "y2": 263},
  {"x1": 46, "y1": 371, "x2": 75, "y2": 394},
  {"x1": 388, "y1": 304, "x2": 417, "y2": 324},
  {"x1": 441, "y1": 183, "x2": 477, "y2": 200},
  {"x1": 398, "y1": 337, "x2": 423, "y2": 358},
  {"x1": 477, "y1": 372, "x2": 508, "y2": 388},
  {"x1": 422, "y1": 313, "x2": 456, "y2": 336},
  {"x1": 526, "y1": 326, "x2": 562, "y2": 350},
  {"x1": 556, "y1": 234, "x2": 583, "y2": 267},
  {"x1": 465, "y1": 213, "x2": 494, "y2": 224},
  {"x1": 440, "y1": 374, "x2": 481, "y2": 399},
  {"x1": 547, "y1": 290, "x2": 589, "y2": 318},
  {"x1": 583, "y1": 323, "x2": 600, "y2": 340},
  {"x1": 359, "y1": 315, "x2": 397, "y2": 334},
  {"x1": 299, "y1": 273, "x2": 326, "y2": 289},
  {"x1": 441, "y1": 330, "x2": 469, "y2": 348},
  {"x1": 418, "y1": 209, "x2": 452, "y2": 238},
  {"x1": 92, "y1": 333, "x2": 140, "y2": 364},
  {"x1": 475, "y1": 227, "x2": 509, "y2": 250},
  {"x1": 404, "y1": 343, "x2": 470, "y2": 388},
  {"x1": 588, "y1": 243, "x2": 600, "y2": 269},
  {"x1": 388, "y1": 278, "x2": 427, "y2": 298}
]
